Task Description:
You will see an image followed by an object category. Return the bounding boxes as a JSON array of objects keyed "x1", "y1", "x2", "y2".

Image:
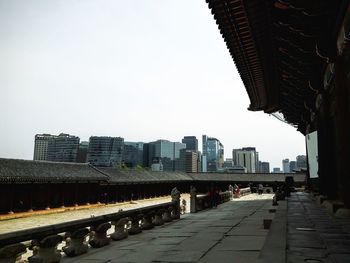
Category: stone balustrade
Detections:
[
  {"x1": 239, "y1": 187, "x2": 251, "y2": 196},
  {"x1": 190, "y1": 188, "x2": 233, "y2": 213},
  {"x1": 0, "y1": 188, "x2": 181, "y2": 263}
]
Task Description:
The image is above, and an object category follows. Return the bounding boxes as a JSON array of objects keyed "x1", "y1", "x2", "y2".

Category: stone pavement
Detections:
[
  {"x1": 61, "y1": 194, "x2": 275, "y2": 263},
  {"x1": 287, "y1": 192, "x2": 350, "y2": 263}
]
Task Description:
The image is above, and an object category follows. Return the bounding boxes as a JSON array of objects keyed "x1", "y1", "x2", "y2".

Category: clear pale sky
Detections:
[{"x1": 0, "y1": 0, "x2": 305, "y2": 170}]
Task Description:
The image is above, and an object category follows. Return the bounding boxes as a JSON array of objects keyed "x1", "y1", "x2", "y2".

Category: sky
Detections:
[{"x1": 0, "y1": 0, "x2": 306, "y2": 170}]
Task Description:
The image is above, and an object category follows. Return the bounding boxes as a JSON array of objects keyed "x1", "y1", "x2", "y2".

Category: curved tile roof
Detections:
[
  {"x1": 0, "y1": 158, "x2": 109, "y2": 183},
  {"x1": 188, "y1": 172, "x2": 306, "y2": 183},
  {"x1": 97, "y1": 168, "x2": 193, "y2": 184},
  {"x1": 0, "y1": 158, "x2": 306, "y2": 184}
]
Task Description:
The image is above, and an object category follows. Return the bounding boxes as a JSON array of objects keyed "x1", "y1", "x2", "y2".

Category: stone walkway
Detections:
[
  {"x1": 61, "y1": 194, "x2": 275, "y2": 263},
  {"x1": 287, "y1": 192, "x2": 350, "y2": 263}
]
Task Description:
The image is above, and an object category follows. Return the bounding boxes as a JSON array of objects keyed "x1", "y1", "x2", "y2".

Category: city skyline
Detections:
[
  {"x1": 0, "y1": 1, "x2": 305, "y2": 170},
  {"x1": 30, "y1": 131, "x2": 304, "y2": 171}
]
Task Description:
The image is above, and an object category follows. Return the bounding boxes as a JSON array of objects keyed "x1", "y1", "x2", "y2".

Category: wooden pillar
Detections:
[
  {"x1": 74, "y1": 182, "x2": 78, "y2": 206},
  {"x1": 9, "y1": 182, "x2": 14, "y2": 214},
  {"x1": 46, "y1": 184, "x2": 51, "y2": 210},
  {"x1": 86, "y1": 183, "x2": 90, "y2": 205},
  {"x1": 317, "y1": 92, "x2": 338, "y2": 199},
  {"x1": 28, "y1": 183, "x2": 33, "y2": 212},
  {"x1": 334, "y1": 55, "x2": 350, "y2": 207},
  {"x1": 61, "y1": 183, "x2": 65, "y2": 208}
]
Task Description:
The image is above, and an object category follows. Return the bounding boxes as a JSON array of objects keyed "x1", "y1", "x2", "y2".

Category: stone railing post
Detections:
[
  {"x1": 171, "y1": 187, "x2": 181, "y2": 219},
  {"x1": 153, "y1": 209, "x2": 165, "y2": 226},
  {"x1": 129, "y1": 214, "x2": 143, "y2": 235},
  {"x1": 162, "y1": 207, "x2": 173, "y2": 222},
  {"x1": 28, "y1": 235, "x2": 63, "y2": 263},
  {"x1": 89, "y1": 222, "x2": 111, "y2": 248},
  {"x1": 190, "y1": 186, "x2": 197, "y2": 213},
  {"x1": 111, "y1": 217, "x2": 129, "y2": 241},
  {"x1": 62, "y1": 228, "x2": 89, "y2": 257},
  {"x1": 141, "y1": 211, "x2": 154, "y2": 230},
  {"x1": 197, "y1": 197, "x2": 204, "y2": 211},
  {"x1": 0, "y1": 243, "x2": 26, "y2": 263}
]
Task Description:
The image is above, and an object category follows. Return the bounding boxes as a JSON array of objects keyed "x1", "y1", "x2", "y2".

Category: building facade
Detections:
[
  {"x1": 77, "y1": 141, "x2": 89, "y2": 163},
  {"x1": 202, "y1": 135, "x2": 224, "y2": 172},
  {"x1": 296, "y1": 155, "x2": 307, "y2": 170},
  {"x1": 259, "y1": 161, "x2": 270, "y2": 173},
  {"x1": 146, "y1": 140, "x2": 186, "y2": 171},
  {"x1": 273, "y1": 167, "x2": 281, "y2": 173},
  {"x1": 33, "y1": 134, "x2": 54, "y2": 161},
  {"x1": 289, "y1": 161, "x2": 297, "y2": 172},
  {"x1": 282, "y1": 159, "x2": 290, "y2": 173},
  {"x1": 123, "y1": 142, "x2": 144, "y2": 168},
  {"x1": 232, "y1": 147, "x2": 257, "y2": 173},
  {"x1": 182, "y1": 136, "x2": 198, "y2": 152},
  {"x1": 87, "y1": 136, "x2": 124, "y2": 167},
  {"x1": 34, "y1": 133, "x2": 80, "y2": 163}
]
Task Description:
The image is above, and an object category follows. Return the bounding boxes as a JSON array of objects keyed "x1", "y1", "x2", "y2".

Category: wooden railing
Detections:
[{"x1": 0, "y1": 189, "x2": 181, "y2": 263}]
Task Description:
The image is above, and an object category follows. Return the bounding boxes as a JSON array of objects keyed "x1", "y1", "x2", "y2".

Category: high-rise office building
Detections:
[
  {"x1": 232, "y1": 147, "x2": 257, "y2": 173},
  {"x1": 223, "y1": 158, "x2": 233, "y2": 168},
  {"x1": 182, "y1": 136, "x2": 198, "y2": 152},
  {"x1": 296, "y1": 155, "x2": 307, "y2": 170},
  {"x1": 202, "y1": 135, "x2": 224, "y2": 172},
  {"x1": 123, "y1": 142, "x2": 144, "y2": 168},
  {"x1": 273, "y1": 167, "x2": 281, "y2": 173},
  {"x1": 33, "y1": 134, "x2": 54, "y2": 161},
  {"x1": 179, "y1": 149, "x2": 199, "y2": 173},
  {"x1": 282, "y1": 158, "x2": 290, "y2": 173},
  {"x1": 34, "y1": 133, "x2": 80, "y2": 162},
  {"x1": 146, "y1": 140, "x2": 186, "y2": 171},
  {"x1": 259, "y1": 161, "x2": 270, "y2": 173},
  {"x1": 77, "y1": 141, "x2": 89, "y2": 163},
  {"x1": 47, "y1": 133, "x2": 80, "y2": 163},
  {"x1": 87, "y1": 136, "x2": 124, "y2": 167},
  {"x1": 289, "y1": 161, "x2": 297, "y2": 172}
]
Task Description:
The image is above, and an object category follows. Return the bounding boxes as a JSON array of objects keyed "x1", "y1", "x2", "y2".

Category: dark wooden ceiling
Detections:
[{"x1": 207, "y1": 0, "x2": 349, "y2": 134}]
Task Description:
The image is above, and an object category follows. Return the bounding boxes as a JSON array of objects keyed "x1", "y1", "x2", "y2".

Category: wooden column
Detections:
[
  {"x1": 317, "y1": 92, "x2": 338, "y2": 199},
  {"x1": 86, "y1": 183, "x2": 90, "y2": 205},
  {"x1": 334, "y1": 55, "x2": 350, "y2": 207},
  {"x1": 46, "y1": 183, "x2": 51, "y2": 210},
  {"x1": 61, "y1": 183, "x2": 65, "y2": 208},
  {"x1": 9, "y1": 182, "x2": 14, "y2": 214},
  {"x1": 74, "y1": 182, "x2": 78, "y2": 206},
  {"x1": 28, "y1": 182, "x2": 33, "y2": 212}
]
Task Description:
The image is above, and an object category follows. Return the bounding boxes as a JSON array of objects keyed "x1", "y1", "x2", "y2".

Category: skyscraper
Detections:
[
  {"x1": 296, "y1": 155, "x2": 307, "y2": 170},
  {"x1": 87, "y1": 136, "x2": 124, "y2": 167},
  {"x1": 146, "y1": 140, "x2": 186, "y2": 171},
  {"x1": 123, "y1": 142, "x2": 144, "y2": 168},
  {"x1": 47, "y1": 133, "x2": 80, "y2": 163},
  {"x1": 232, "y1": 147, "x2": 257, "y2": 173},
  {"x1": 33, "y1": 134, "x2": 54, "y2": 161},
  {"x1": 282, "y1": 158, "x2": 290, "y2": 173},
  {"x1": 289, "y1": 161, "x2": 297, "y2": 172},
  {"x1": 202, "y1": 135, "x2": 224, "y2": 172},
  {"x1": 77, "y1": 141, "x2": 89, "y2": 163},
  {"x1": 182, "y1": 136, "x2": 198, "y2": 152},
  {"x1": 259, "y1": 161, "x2": 270, "y2": 173}
]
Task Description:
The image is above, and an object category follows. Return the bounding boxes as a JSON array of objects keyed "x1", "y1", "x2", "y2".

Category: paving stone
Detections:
[
  {"x1": 152, "y1": 250, "x2": 204, "y2": 262},
  {"x1": 287, "y1": 247, "x2": 328, "y2": 258},
  {"x1": 215, "y1": 236, "x2": 265, "y2": 251},
  {"x1": 226, "y1": 226, "x2": 268, "y2": 236},
  {"x1": 328, "y1": 253, "x2": 350, "y2": 263},
  {"x1": 199, "y1": 251, "x2": 259, "y2": 263}
]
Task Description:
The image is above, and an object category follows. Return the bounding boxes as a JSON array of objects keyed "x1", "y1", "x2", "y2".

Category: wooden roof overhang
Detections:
[{"x1": 207, "y1": 0, "x2": 349, "y2": 134}]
